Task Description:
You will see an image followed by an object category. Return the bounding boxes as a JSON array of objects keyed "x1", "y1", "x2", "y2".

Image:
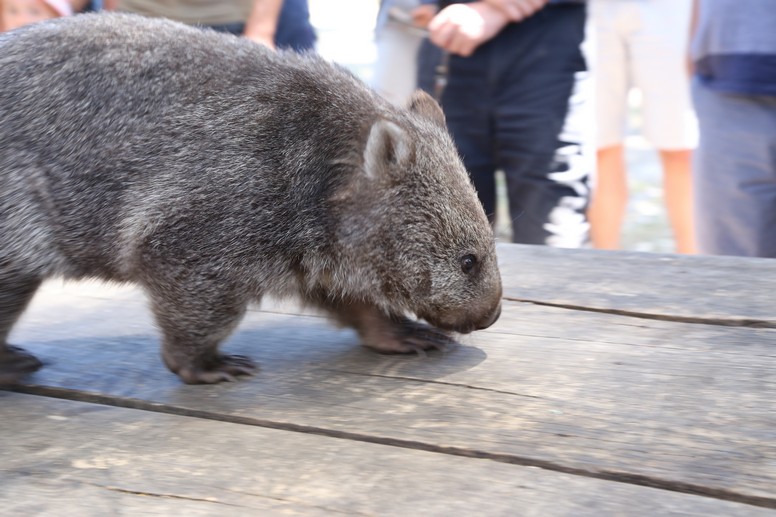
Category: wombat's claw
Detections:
[
  {"x1": 402, "y1": 334, "x2": 455, "y2": 356},
  {"x1": 364, "y1": 320, "x2": 456, "y2": 355},
  {"x1": 177, "y1": 354, "x2": 257, "y2": 385},
  {"x1": 0, "y1": 345, "x2": 44, "y2": 385},
  {"x1": 400, "y1": 321, "x2": 456, "y2": 351}
]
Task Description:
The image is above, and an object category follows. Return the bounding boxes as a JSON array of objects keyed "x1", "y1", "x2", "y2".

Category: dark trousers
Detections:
[{"x1": 418, "y1": 4, "x2": 591, "y2": 246}]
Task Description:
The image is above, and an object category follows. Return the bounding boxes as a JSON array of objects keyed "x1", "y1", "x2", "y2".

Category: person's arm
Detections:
[
  {"x1": 428, "y1": 1, "x2": 510, "y2": 57},
  {"x1": 70, "y1": 0, "x2": 90, "y2": 11},
  {"x1": 483, "y1": 0, "x2": 548, "y2": 22},
  {"x1": 243, "y1": 0, "x2": 284, "y2": 49},
  {"x1": 687, "y1": 0, "x2": 699, "y2": 75},
  {"x1": 411, "y1": 3, "x2": 438, "y2": 28}
]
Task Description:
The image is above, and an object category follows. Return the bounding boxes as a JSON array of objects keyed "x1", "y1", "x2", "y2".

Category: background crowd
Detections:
[{"x1": 1, "y1": 0, "x2": 774, "y2": 259}]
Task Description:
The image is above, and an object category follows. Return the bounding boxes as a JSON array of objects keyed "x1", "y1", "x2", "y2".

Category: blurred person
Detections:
[
  {"x1": 417, "y1": 0, "x2": 591, "y2": 247},
  {"x1": 587, "y1": 0, "x2": 697, "y2": 254},
  {"x1": 109, "y1": 0, "x2": 315, "y2": 51},
  {"x1": 691, "y1": 0, "x2": 776, "y2": 258},
  {"x1": 72, "y1": 0, "x2": 101, "y2": 13},
  {"x1": 372, "y1": 0, "x2": 436, "y2": 105},
  {"x1": 1, "y1": 0, "x2": 71, "y2": 31}
]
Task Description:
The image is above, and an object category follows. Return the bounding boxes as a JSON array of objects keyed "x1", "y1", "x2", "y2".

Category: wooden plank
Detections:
[
  {"x1": 42, "y1": 244, "x2": 776, "y2": 326},
  {"x1": 6, "y1": 282, "x2": 776, "y2": 508},
  {"x1": 2, "y1": 393, "x2": 773, "y2": 516},
  {"x1": 497, "y1": 244, "x2": 776, "y2": 325}
]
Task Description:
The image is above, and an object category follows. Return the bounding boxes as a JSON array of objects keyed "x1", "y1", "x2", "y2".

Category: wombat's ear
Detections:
[
  {"x1": 363, "y1": 119, "x2": 414, "y2": 179},
  {"x1": 407, "y1": 90, "x2": 446, "y2": 128}
]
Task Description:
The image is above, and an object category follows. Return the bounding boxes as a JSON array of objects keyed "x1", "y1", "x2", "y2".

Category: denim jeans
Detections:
[
  {"x1": 692, "y1": 78, "x2": 776, "y2": 258},
  {"x1": 418, "y1": 4, "x2": 592, "y2": 247}
]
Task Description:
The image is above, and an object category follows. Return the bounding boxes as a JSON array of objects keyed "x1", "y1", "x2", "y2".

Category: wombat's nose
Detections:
[{"x1": 476, "y1": 302, "x2": 501, "y2": 330}]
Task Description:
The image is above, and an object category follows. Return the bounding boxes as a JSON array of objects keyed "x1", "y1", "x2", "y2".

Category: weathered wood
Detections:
[
  {"x1": 45, "y1": 244, "x2": 776, "y2": 327},
  {"x1": 2, "y1": 393, "x2": 772, "y2": 516},
  {"x1": 497, "y1": 244, "x2": 776, "y2": 326},
  {"x1": 7, "y1": 280, "x2": 776, "y2": 508}
]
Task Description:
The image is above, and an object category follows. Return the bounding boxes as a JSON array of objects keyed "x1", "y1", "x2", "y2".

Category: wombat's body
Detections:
[{"x1": 0, "y1": 14, "x2": 502, "y2": 384}]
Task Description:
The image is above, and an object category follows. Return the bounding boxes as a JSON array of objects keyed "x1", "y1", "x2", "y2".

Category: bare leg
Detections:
[
  {"x1": 588, "y1": 144, "x2": 628, "y2": 250},
  {"x1": 660, "y1": 149, "x2": 696, "y2": 254},
  {"x1": 0, "y1": 273, "x2": 43, "y2": 384},
  {"x1": 146, "y1": 280, "x2": 255, "y2": 384}
]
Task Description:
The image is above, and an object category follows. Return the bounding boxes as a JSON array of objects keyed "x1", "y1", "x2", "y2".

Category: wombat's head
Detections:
[{"x1": 335, "y1": 91, "x2": 502, "y2": 334}]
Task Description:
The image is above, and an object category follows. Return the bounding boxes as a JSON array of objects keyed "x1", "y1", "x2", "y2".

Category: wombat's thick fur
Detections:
[{"x1": 0, "y1": 14, "x2": 502, "y2": 384}]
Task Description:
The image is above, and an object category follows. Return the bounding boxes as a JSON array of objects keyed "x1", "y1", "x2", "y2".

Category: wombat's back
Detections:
[
  {"x1": 0, "y1": 14, "x2": 382, "y2": 281},
  {"x1": 0, "y1": 14, "x2": 503, "y2": 386}
]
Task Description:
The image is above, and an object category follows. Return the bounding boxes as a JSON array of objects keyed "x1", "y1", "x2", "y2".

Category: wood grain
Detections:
[
  {"x1": 497, "y1": 244, "x2": 776, "y2": 326},
  {"x1": 3, "y1": 393, "x2": 773, "y2": 516},
  {"x1": 7, "y1": 279, "x2": 776, "y2": 508}
]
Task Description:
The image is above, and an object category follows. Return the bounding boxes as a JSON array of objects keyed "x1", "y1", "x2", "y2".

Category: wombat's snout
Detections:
[
  {"x1": 427, "y1": 298, "x2": 502, "y2": 334},
  {"x1": 476, "y1": 302, "x2": 501, "y2": 330}
]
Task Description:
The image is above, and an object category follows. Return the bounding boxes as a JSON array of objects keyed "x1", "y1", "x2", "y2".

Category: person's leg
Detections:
[
  {"x1": 373, "y1": 23, "x2": 424, "y2": 105},
  {"x1": 693, "y1": 79, "x2": 776, "y2": 258},
  {"x1": 631, "y1": 0, "x2": 698, "y2": 253},
  {"x1": 418, "y1": 39, "x2": 498, "y2": 220},
  {"x1": 587, "y1": 0, "x2": 629, "y2": 249},
  {"x1": 492, "y1": 5, "x2": 592, "y2": 246},
  {"x1": 274, "y1": 0, "x2": 316, "y2": 52},
  {"x1": 589, "y1": 144, "x2": 628, "y2": 249},
  {"x1": 659, "y1": 148, "x2": 696, "y2": 253}
]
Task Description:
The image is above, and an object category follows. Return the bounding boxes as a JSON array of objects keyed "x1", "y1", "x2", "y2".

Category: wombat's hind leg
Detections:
[
  {"x1": 147, "y1": 284, "x2": 256, "y2": 384},
  {"x1": 0, "y1": 275, "x2": 43, "y2": 384}
]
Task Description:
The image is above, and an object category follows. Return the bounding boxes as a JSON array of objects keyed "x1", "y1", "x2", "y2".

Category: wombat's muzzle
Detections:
[{"x1": 475, "y1": 302, "x2": 501, "y2": 331}]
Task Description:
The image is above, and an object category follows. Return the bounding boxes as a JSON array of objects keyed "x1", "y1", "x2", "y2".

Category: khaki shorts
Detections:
[{"x1": 591, "y1": 0, "x2": 698, "y2": 150}]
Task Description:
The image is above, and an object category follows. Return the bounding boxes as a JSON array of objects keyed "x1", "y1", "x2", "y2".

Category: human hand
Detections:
[
  {"x1": 483, "y1": 0, "x2": 548, "y2": 22},
  {"x1": 243, "y1": 30, "x2": 276, "y2": 49},
  {"x1": 686, "y1": 54, "x2": 695, "y2": 77},
  {"x1": 1, "y1": 0, "x2": 67, "y2": 31},
  {"x1": 411, "y1": 4, "x2": 438, "y2": 28},
  {"x1": 428, "y1": 2, "x2": 509, "y2": 57}
]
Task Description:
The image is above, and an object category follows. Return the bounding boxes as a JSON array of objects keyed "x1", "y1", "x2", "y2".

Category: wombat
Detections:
[{"x1": 0, "y1": 13, "x2": 502, "y2": 385}]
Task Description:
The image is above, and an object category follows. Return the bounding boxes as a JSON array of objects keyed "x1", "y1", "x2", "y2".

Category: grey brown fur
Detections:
[{"x1": 0, "y1": 14, "x2": 502, "y2": 384}]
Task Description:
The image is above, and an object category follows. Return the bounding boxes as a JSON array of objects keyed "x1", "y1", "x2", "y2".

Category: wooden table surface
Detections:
[{"x1": 2, "y1": 244, "x2": 775, "y2": 516}]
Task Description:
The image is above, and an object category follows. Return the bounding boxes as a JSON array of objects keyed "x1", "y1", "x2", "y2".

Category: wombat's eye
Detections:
[{"x1": 460, "y1": 254, "x2": 477, "y2": 274}]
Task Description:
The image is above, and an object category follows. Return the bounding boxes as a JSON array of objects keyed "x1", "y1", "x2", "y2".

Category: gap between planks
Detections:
[
  {"x1": 505, "y1": 297, "x2": 776, "y2": 329},
  {"x1": 254, "y1": 296, "x2": 776, "y2": 330},
  {"x1": 4, "y1": 384, "x2": 776, "y2": 511},
  {"x1": 41, "y1": 285, "x2": 776, "y2": 329}
]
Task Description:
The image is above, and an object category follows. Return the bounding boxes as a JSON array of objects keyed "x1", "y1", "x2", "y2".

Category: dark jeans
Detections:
[
  {"x1": 274, "y1": 0, "x2": 316, "y2": 52},
  {"x1": 418, "y1": 4, "x2": 591, "y2": 246}
]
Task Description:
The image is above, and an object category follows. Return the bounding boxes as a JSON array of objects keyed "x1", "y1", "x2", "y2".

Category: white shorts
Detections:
[
  {"x1": 373, "y1": 23, "x2": 424, "y2": 106},
  {"x1": 372, "y1": 0, "x2": 425, "y2": 106},
  {"x1": 591, "y1": 0, "x2": 698, "y2": 150}
]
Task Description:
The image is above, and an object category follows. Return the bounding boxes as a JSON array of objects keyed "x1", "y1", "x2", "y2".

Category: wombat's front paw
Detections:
[
  {"x1": 365, "y1": 318, "x2": 457, "y2": 356},
  {"x1": 173, "y1": 354, "x2": 257, "y2": 385},
  {"x1": 0, "y1": 345, "x2": 44, "y2": 385}
]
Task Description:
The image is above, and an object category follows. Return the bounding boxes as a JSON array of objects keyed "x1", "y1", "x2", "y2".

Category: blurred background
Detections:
[{"x1": 310, "y1": 0, "x2": 673, "y2": 254}]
